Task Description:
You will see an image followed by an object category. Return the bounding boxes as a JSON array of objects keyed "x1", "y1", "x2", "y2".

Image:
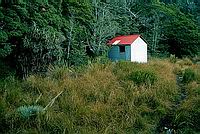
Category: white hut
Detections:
[{"x1": 107, "y1": 34, "x2": 148, "y2": 63}]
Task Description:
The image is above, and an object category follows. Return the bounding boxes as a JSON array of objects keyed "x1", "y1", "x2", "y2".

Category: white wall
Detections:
[{"x1": 131, "y1": 37, "x2": 147, "y2": 63}]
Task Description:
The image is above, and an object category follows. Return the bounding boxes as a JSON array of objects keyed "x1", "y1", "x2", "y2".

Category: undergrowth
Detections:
[{"x1": 0, "y1": 58, "x2": 199, "y2": 133}]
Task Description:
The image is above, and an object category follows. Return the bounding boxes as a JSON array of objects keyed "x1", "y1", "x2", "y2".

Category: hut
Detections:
[{"x1": 107, "y1": 34, "x2": 147, "y2": 63}]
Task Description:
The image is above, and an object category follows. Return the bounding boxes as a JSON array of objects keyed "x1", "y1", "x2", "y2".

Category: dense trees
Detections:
[
  {"x1": 0, "y1": 0, "x2": 200, "y2": 77},
  {"x1": 135, "y1": 3, "x2": 200, "y2": 56}
]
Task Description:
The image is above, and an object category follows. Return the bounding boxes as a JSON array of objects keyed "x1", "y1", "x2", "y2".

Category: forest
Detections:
[
  {"x1": 0, "y1": 0, "x2": 200, "y2": 77},
  {"x1": 0, "y1": 0, "x2": 200, "y2": 134}
]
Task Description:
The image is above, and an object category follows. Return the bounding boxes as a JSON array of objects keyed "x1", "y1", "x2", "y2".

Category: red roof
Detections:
[{"x1": 108, "y1": 35, "x2": 140, "y2": 45}]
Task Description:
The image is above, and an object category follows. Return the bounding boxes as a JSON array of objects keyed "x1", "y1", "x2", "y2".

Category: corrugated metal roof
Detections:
[{"x1": 108, "y1": 35, "x2": 140, "y2": 45}]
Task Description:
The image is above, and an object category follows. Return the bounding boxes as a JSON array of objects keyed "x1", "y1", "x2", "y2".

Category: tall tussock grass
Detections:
[
  {"x1": 0, "y1": 59, "x2": 181, "y2": 133},
  {"x1": 174, "y1": 63, "x2": 200, "y2": 133}
]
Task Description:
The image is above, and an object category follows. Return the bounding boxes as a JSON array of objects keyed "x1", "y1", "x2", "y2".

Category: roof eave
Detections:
[{"x1": 107, "y1": 44, "x2": 132, "y2": 46}]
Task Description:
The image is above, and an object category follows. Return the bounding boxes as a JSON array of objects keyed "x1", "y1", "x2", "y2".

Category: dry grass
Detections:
[{"x1": 0, "y1": 59, "x2": 182, "y2": 133}]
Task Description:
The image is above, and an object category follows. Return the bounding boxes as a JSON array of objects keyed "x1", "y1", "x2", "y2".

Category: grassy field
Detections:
[{"x1": 0, "y1": 58, "x2": 200, "y2": 134}]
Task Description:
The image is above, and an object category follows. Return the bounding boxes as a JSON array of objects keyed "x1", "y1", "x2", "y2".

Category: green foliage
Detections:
[
  {"x1": 68, "y1": 45, "x2": 89, "y2": 66},
  {"x1": 0, "y1": 0, "x2": 200, "y2": 77},
  {"x1": 129, "y1": 69, "x2": 158, "y2": 86},
  {"x1": 46, "y1": 65, "x2": 70, "y2": 80},
  {"x1": 0, "y1": 31, "x2": 8, "y2": 42},
  {"x1": 162, "y1": 14, "x2": 200, "y2": 57},
  {"x1": 169, "y1": 54, "x2": 177, "y2": 63},
  {"x1": 0, "y1": 61, "x2": 15, "y2": 79},
  {"x1": 182, "y1": 68, "x2": 196, "y2": 83},
  {"x1": 136, "y1": 3, "x2": 200, "y2": 57},
  {"x1": 18, "y1": 23, "x2": 65, "y2": 77},
  {"x1": 0, "y1": 43, "x2": 12, "y2": 57}
]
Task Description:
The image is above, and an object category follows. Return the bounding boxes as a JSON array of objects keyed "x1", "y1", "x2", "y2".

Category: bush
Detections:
[
  {"x1": 128, "y1": 70, "x2": 157, "y2": 86},
  {"x1": 0, "y1": 61, "x2": 15, "y2": 79},
  {"x1": 182, "y1": 68, "x2": 196, "y2": 84}
]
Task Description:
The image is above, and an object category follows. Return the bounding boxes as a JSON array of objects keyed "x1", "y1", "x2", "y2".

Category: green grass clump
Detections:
[
  {"x1": 182, "y1": 68, "x2": 196, "y2": 84},
  {"x1": 17, "y1": 105, "x2": 44, "y2": 119},
  {"x1": 128, "y1": 69, "x2": 157, "y2": 86}
]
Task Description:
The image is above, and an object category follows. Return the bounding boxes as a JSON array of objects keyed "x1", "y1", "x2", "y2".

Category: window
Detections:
[{"x1": 119, "y1": 46, "x2": 125, "y2": 53}]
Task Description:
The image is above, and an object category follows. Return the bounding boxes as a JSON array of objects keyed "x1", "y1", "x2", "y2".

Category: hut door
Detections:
[
  {"x1": 119, "y1": 46, "x2": 125, "y2": 53},
  {"x1": 119, "y1": 46, "x2": 126, "y2": 60}
]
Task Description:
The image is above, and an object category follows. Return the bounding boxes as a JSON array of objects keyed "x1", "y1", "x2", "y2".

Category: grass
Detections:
[
  {"x1": 0, "y1": 58, "x2": 200, "y2": 133},
  {"x1": 174, "y1": 62, "x2": 200, "y2": 133}
]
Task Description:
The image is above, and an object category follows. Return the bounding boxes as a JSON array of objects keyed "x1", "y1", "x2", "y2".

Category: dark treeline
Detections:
[{"x1": 0, "y1": 0, "x2": 200, "y2": 78}]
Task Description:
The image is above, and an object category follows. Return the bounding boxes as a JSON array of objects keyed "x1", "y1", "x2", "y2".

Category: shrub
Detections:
[
  {"x1": 0, "y1": 61, "x2": 15, "y2": 79},
  {"x1": 182, "y1": 68, "x2": 196, "y2": 84},
  {"x1": 128, "y1": 70, "x2": 157, "y2": 86}
]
